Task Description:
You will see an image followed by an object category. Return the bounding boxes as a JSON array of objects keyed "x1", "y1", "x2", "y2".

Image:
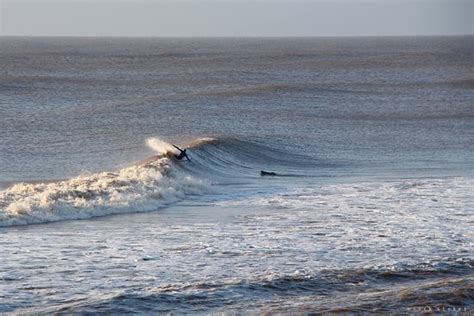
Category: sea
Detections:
[{"x1": 0, "y1": 36, "x2": 473, "y2": 314}]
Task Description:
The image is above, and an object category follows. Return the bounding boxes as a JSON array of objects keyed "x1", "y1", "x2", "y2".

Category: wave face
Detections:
[
  {"x1": 0, "y1": 145, "x2": 208, "y2": 226},
  {"x1": 182, "y1": 137, "x2": 328, "y2": 179}
]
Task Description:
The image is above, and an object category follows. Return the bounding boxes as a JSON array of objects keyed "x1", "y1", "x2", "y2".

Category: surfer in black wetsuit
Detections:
[{"x1": 173, "y1": 145, "x2": 190, "y2": 161}]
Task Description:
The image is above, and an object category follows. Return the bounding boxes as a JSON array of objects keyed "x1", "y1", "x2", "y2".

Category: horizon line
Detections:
[{"x1": 1, "y1": 34, "x2": 473, "y2": 39}]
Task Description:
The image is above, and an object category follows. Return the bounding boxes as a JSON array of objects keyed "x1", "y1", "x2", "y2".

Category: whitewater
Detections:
[{"x1": 0, "y1": 138, "x2": 208, "y2": 226}]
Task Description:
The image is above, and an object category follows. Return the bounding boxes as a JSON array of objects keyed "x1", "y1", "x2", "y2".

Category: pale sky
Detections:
[{"x1": 1, "y1": 0, "x2": 472, "y2": 37}]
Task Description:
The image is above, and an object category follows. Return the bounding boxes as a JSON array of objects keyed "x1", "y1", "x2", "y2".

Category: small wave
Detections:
[
  {"x1": 0, "y1": 136, "x2": 321, "y2": 226},
  {"x1": 146, "y1": 137, "x2": 324, "y2": 184}
]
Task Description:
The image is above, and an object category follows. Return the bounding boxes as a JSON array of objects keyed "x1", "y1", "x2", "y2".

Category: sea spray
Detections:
[{"x1": 146, "y1": 138, "x2": 177, "y2": 154}]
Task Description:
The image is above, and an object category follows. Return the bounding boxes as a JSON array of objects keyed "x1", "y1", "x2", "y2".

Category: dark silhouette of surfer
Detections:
[
  {"x1": 260, "y1": 170, "x2": 277, "y2": 176},
  {"x1": 173, "y1": 145, "x2": 190, "y2": 161}
]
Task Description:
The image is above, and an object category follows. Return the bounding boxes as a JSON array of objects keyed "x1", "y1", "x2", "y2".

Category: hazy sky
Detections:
[{"x1": 1, "y1": 0, "x2": 472, "y2": 37}]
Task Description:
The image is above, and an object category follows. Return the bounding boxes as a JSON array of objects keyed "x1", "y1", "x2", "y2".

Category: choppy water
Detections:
[{"x1": 0, "y1": 36, "x2": 473, "y2": 314}]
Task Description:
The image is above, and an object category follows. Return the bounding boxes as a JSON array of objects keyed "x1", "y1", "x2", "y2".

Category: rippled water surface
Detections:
[{"x1": 0, "y1": 36, "x2": 473, "y2": 314}]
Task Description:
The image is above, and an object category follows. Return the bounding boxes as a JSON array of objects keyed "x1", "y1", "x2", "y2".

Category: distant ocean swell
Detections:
[{"x1": 15, "y1": 257, "x2": 473, "y2": 314}]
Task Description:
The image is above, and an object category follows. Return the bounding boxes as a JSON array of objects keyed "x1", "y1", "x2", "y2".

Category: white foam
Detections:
[
  {"x1": 208, "y1": 177, "x2": 473, "y2": 272},
  {"x1": 146, "y1": 137, "x2": 177, "y2": 155},
  {"x1": 0, "y1": 157, "x2": 208, "y2": 226},
  {"x1": 187, "y1": 137, "x2": 217, "y2": 147},
  {"x1": 216, "y1": 177, "x2": 474, "y2": 212}
]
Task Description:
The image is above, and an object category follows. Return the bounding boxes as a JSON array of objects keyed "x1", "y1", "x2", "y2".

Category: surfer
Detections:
[
  {"x1": 173, "y1": 145, "x2": 190, "y2": 161},
  {"x1": 260, "y1": 170, "x2": 277, "y2": 176}
]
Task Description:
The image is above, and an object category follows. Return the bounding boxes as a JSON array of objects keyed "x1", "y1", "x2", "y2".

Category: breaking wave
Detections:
[
  {"x1": 0, "y1": 157, "x2": 207, "y2": 227},
  {"x1": 0, "y1": 138, "x2": 204, "y2": 227},
  {"x1": 0, "y1": 137, "x2": 319, "y2": 227}
]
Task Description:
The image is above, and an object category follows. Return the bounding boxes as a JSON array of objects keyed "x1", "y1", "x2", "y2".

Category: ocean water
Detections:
[{"x1": 0, "y1": 36, "x2": 473, "y2": 314}]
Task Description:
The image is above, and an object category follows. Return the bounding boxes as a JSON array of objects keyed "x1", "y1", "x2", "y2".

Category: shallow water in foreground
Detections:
[{"x1": 1, "y1": 175, "x2": 473, "y2": 314}]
